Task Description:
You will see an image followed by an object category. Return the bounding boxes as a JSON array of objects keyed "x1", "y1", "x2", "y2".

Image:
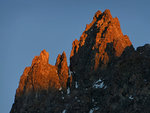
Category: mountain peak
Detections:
[
  {"x1": 11, "y1": 9, "x2": 150, "y2": 113},
  {"x1": 31, "y1": 49, "x2": 49, "y2": 66},
  {"x1": 103, "y1": 9, "x2": 111, "y2": 17},
  {"x1": 15, "y1": 50, "x2": 69, "y2": 99},
  {"x1": 40, "y1": 49, "x2": 49, "y2": 60},
  {"x1": 70, "y1": 9, "x2": 132, "y2": 71},
  {"x1": 94, "y1": 10, "x2": 102, "y2": 19}
]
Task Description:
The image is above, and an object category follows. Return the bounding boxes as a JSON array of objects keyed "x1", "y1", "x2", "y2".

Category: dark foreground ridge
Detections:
[{"x1": 11, "y1": 9, "x2": 150, "y2": 113}]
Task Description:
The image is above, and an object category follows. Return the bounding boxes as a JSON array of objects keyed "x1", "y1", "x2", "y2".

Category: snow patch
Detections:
[
  {"x1": 129, "y1": 95, "x2": 134, "y2": 100},
  {"x1": 104, "y1": 85, "x2": 107, "y2": 89},
  {"x1": 75, "y1": 81, "x2": 78, "y2": 88},
  {"x1": 59, "y1": 87, "x2": 62, "y2": 91},
  {"x1": 77, "y1": 100, "x2": 80, "y2": 102},
  {"x1": 75, "y1": 96, "x2": 78, "y2": 99},
  {"x1": 92, "y1": 99, "x2": 94, "y2": 102},
  {"x1": 62, "y1": 96, "x2": 64, "y2": 99},
  {"x1": 69, "y1": 69, "x2": 72, "y2": 77},
  {"x1": 89, "y1": 107, "x2": 99, "y2": 113},
  {"x1": 67, "y1": 88, "x2": 70, "y2": 95},
  {"x1": 89, "y1": 109, "x2": 94, "y2": 113},
  {"x1": 62, "y1": 109, "x2": 66, "y2": 113},
  {"x1": 69, "y1": 69, "x2": 76, "y2": 77},
  {"x1": 95, "y1": 79, "x2": 102, "y2": 83},
  {"x1": 94, "y1": 107, "x2": 99, "y2": 110},
  {"x1": 93, "y1": 79, "x2": 105, "y2": 88}
]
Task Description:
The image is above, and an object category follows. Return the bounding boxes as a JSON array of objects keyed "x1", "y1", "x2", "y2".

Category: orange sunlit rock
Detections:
[
  {"x1": 55, "y1": 51, "x2": 69, "y2": 88},
  {"x1": 11, "y1": 9, "x2": 150, "y2": 113},
  {"x1": 16, "y1": 50, "x2": 69, "y2": 98},
  {"x1": 70, "y1": 9, "x2": 132, "y2": 71}
]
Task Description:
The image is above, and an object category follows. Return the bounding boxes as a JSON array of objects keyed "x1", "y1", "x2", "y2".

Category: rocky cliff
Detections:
[{"x1": 11, "y1": 9, "x2": 150, "y2": 113}]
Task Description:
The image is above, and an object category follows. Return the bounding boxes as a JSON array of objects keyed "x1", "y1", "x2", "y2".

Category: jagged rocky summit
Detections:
[{"x1": 11, "y1": 9, "x2": 150, "y2": 113}]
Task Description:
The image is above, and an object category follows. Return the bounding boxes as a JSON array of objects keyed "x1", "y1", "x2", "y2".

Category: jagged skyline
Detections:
[
  {"x1": 11, "y1": 9, "x2": 150, "y2": 113},
  {"x1": 1, "y1": 0, "x2": 150, "y2": 113}
]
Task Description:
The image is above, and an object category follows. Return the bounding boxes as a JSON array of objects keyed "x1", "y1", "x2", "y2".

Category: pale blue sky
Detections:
[{"x1": 0, "y1": 0, "x2": 150, "y2": 112}]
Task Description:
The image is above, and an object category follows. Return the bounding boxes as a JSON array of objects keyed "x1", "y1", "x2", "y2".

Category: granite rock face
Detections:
[
  {"x1": 11, "y1": 9, "x2": 150, "y2": 113},
  {"x1": 70, "y1": 9, "x2": 131, "y2": 71},
  {"x1": 17, "y1": 50, "x2": 69, "y2": 95},
  {"x1": 55, "y1": 51, "x2": 69, "y2": 89},
  {"x1": 11, "y1": 50, "x2": 69, "y2": 113},
  {"x1": 70, "y1": 9, "x2": 132, "y2": 88}
]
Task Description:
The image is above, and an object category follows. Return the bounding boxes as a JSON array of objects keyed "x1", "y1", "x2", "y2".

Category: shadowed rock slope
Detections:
[{"x1": 11, "y1": 9, "x2": 150, "y2": 113}]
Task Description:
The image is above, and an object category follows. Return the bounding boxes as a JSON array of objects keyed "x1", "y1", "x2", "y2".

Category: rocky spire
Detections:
[
  {"x1": 31, "y1": 49, "x2": 49, "y2": 66},
  {"x1": 11, "y1": 9, "x2": 150, "y2": 113},
  {"x1": 15, "y1": 50, "x2": 69, "y2": 98},
  {"x1": 55, "y1": 51, "x2": 69, "y2": 88},
  {"x1": 70, "y1": 9, "x2": 132, "y2": 71}
]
